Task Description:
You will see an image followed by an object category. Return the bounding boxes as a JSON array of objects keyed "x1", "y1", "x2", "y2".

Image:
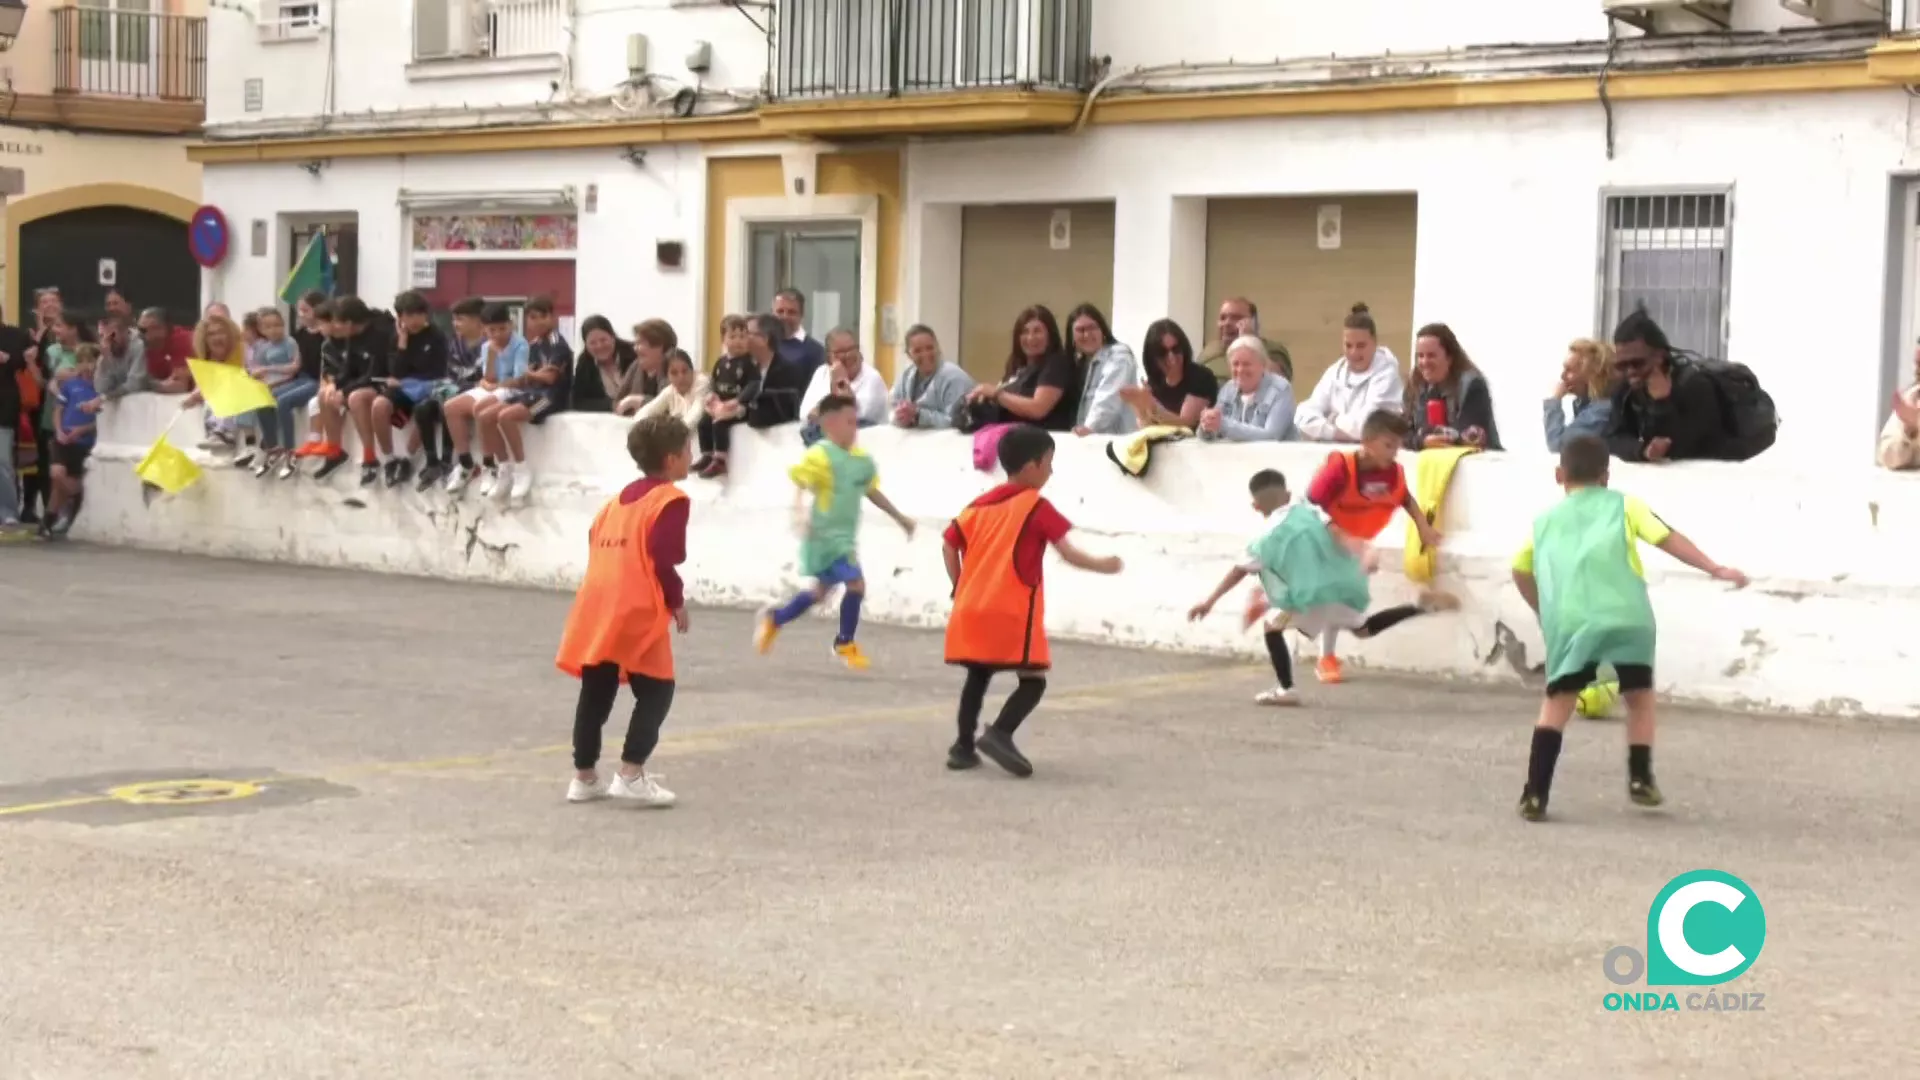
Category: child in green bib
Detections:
[
  {"x1": 1510, "y1": 436, "x2": 1747, "y2": 822},
  {"x1": 1189, "y1": 469, "x2": 1456, "y2": 706},
  {"x1": 755, "y1": 395, "x2": 915, "y2": 670}
]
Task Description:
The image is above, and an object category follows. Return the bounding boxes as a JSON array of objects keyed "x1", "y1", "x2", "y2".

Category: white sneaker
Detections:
[
  {"x1": 490, "y1": 461, "x2": 517, "y2": 503},
  {"x1": 509, "y1": 467, "x2": 533, "y2": 503},
  {"x1": 567, "y1": 775, "x2": 609, "y2": 803},
  {"x1": 1254, "y1": 687, "x2": 1301, "y2": 707},
  {"x1": 609, "y1": 770, "x2": 675, "y2": 808},
  {"x1": 444, "y1": 463, "x2": 473, "y2": 494},
  {"x1": 478, "y1": 466, "x2": 502, "y2": 498}
]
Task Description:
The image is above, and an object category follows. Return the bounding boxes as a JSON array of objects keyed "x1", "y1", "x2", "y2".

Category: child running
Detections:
[
  {"x1": 553, "y1": 414, "x2": 694, "y2": 808},
  {"x1": 1188, "y1": 468, "x2": 1455, "y2": 705},
  {"x1": 942, "y1": 425, "x2": 1123, "y2": 776},
  {"x1": 1511, "y1": 435, "x2": 1747, "y2": 823},
  {"x1": 1302, "y1": 408, "x2": 1441, "y2": 683},
  {"x1": 754, "y1": 394, "x2": 915, "y2": 670}
]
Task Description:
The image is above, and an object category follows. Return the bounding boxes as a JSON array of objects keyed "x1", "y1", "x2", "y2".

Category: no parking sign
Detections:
[{"x1": 189, "y1": 205, "x2": 229, "y2": 268}]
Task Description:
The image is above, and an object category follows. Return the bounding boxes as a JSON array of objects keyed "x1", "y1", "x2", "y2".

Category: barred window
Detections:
[{"x1": 1600, "y1": 192, "x2": 1732, "y2": 360}]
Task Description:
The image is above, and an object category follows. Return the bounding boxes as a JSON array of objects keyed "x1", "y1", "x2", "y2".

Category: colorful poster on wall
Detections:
[{"x1": 411, "y1": 214, "x2": 578, "y2": 253}]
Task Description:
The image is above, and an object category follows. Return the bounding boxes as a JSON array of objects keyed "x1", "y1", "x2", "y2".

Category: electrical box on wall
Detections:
[
  {"x1": 626, "y1": 34, "x2": 649, "y2": 76},
  {"x1": 656, "y1": 240, "x2": 685, "y2": 270},
  {"x1": 685, "y1": 40, "x2": 712, "y2": 74}
]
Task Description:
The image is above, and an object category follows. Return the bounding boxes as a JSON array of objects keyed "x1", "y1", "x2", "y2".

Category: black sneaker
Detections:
[
  {"x1": 314, "y1": 453, "x2": 349, "y2": 481},
  {"x1": 394, "y1": 458, "x2": 414, "y2": 487},
  {"x1": 946, "y1": 743, "x2": 981, "y2": 771},
  {"x1": 976, "y1": 728, "x2": 1033, "y2": 778},
  {"x1": 360, "y1": 462, "x2": 380, "y2": 487},
  {"x1": 1517, "y1": 788, "x2": 1546, "y2": 823},
  {"x1": 1629, "y1": 778, "x2": 1664, "y2": 808},
  {"x1": 416, "y1": 462, "x2": 444, "y2": 492}
]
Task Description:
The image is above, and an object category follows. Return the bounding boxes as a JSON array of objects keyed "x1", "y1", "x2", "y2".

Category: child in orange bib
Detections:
[
  {"x1": 1300, "y1": 408, "x2": 1441, "y2": 683},
  {"x1": 554, "y1": 414, "x2": 694, "y2": 808},
  {"x1": 941, "y1": 425, "x2": 1123, "y2": 777}
]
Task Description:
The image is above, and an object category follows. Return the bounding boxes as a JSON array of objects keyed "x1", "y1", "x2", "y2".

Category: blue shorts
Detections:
[
  {"x1": 815, "y1": 557, "x2": 863, "y2": 587},
  {"x1": 398, "y1": 378, "x2": 437, "y2": 404}
]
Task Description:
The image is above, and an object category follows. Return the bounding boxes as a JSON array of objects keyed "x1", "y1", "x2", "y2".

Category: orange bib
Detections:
[
  {"x1": 1321, "y1": 450, "x2": 1406, "y2": 541},
  {"x1": 554, "y1": 484, "x2": 686, "y2": 681},
  {"x1": 944, "y1": 487, "x2": 1050, "y2": 671}
]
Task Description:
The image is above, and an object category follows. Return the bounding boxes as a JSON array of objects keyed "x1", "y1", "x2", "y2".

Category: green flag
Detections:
[{"x1": 279, "y1": 231, "x2": 330, "y2": 305}]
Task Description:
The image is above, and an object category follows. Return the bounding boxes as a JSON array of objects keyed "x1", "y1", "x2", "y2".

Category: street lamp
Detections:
[{"x1": 0, "y1": 1, "x2": 27, "y2": 52}]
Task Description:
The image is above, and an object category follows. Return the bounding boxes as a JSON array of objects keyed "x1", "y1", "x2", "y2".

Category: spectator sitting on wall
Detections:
[
  {"x1": 138, "y1": 307, "x2": 195, "y2": 394},
  {"x1": 93, "y1": 315, "x2": 147, "y2": 400},
  {"x1": 1201, "y1": 296, "x2": 1293, "y2": 383},
  {"x1": 1199, "y1": 336, "x2": 1295, "y2": 442},
  {"x1": 890, "y1": 323, "x2": 973, "y2": 430},
  {"x1": 1066, "y1": 303, "x2": 1140, "y2": 437},
  {"x1": 410, "y1": 296, "x2": 487, "y2": 491},
  {"x1": 1294, "y1": 303, "x2": 1405, "y2": 444},
  {"x1": 1405, "y1": 322, "x2": 1501, "y2": 451},
  {"x1": 1120, "y1": 318, "x2": 1218, "y2": 430},
  {"x1": 103, "y1": 287, "x2": 133, "y2": 326},
  {"x1": 772, "y1": 287, "x2": 827, "y2": 386},
  {"x1": 443, "y1": 302, "x2": 527, "y2": 494},
  {"x1": 963, "y1": 305, "x2": 1080, "y2": 432},
  {"x1": 745, "y1": 312, "x2": 810, "y2": 432},
  {"x1": 1877, "y1": 338, "x2": 1920, "y2": 470},
  {"x1": 800, "y1": 328, "x2": 888, "y2": 445},
  {"x1": 637, "y1": 347, "x2": 710, "y2": 428},
  {"x1": 289, "y1": 290, "x2": 331, "y2": 457},
  {"x1": 565, "y1": 315, "x2": 636, "y2": 415},
  {"x1": 1604, "y1": 307, "x2": 1739, "y2": 464},
  {"x1": 473, "y1": 302, "x2": 546, "y2": 504},
  {"x1": 614, "y1": 319, "x2": 672, "y2": 417},
  {"x1": 180, "y1": 312, "x2": 248, "y2": 452},
  {"x1": 239, "y1": 307, "x2": 311, "y2": 477},
  {"x1": 522, "y1": 296, "x2": 574, "y2": 426},
  {"x1": 692, "y1": 314, "x2": 758, "y2": 479},
  {"x1": 364, "y1": 291, "x2": 449, "y2": 488},
  {"x1": 1545, "y1": 338, "x2": 1616, "y2": 452}
]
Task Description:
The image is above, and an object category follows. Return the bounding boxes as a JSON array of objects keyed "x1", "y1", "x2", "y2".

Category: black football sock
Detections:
[{"x1": 1527, "y1": 727, "x2": 1565, "y2": 801}]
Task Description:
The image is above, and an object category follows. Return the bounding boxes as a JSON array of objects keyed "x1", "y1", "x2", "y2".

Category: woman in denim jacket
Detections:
[
  {"x1": 1199, "y1": 336, "x2": 1295, "y2": 442},
  {"x1": 1544, "y1": 338, "x2": 1616, "y2": 451},
  {"x1": 1064, "y1": 303, "x2": 1141, "y2": 437}
]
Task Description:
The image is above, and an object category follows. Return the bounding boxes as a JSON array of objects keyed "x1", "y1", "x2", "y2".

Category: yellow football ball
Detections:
[{"x1": 1576, "y1": 681, "x2": 1621, "y2": 719}]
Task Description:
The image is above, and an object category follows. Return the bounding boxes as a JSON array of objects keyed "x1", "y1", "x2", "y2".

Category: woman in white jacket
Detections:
[{"x1": 1293, "y1": 302, "x2": 1406, "y2": 442}]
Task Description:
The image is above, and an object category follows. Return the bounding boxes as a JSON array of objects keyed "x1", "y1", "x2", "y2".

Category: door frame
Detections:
[{"x1": 725, "y1": 194, "x2": 879, "y2": 367}]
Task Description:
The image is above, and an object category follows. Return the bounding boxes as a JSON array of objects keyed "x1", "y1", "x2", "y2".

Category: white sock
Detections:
[{"x1": 1321, "y1": 628, "x2": 1340, "y2": 656}]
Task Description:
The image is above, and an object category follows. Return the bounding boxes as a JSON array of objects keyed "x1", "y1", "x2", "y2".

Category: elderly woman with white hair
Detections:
[{"x1": 1199, "y1": 335, "x2": 1296, "y2": 442}]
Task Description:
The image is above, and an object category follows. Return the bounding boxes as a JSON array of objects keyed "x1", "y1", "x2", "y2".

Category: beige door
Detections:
[
  {"x1": 1205, "y1": 195, "x2": 1418, "y2": 395},
  {"x1": 958, "y1": 202, "x2": 1116, "y2": 384}
]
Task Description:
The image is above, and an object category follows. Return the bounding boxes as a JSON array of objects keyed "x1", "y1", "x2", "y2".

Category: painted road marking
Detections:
[{"x1": 0, "y1": 665, "x2": 1244, "y2": 818}]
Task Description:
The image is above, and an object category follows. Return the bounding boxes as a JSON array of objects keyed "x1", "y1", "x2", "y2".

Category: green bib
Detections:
[
  {"x1": 1246, "y1": 505, "x2": 1371, "y2": 614},
  {"x1": 1530, "y1": 487, "x2": 1656, "y2": 682},
  {"x1": 799, "y1": 443, "x2": 875, "y2": 576}
]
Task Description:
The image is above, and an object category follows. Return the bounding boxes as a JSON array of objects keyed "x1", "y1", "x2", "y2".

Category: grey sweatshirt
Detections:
[{"x1": 889, "y1": 358, "x2": 976, "y2": 429}]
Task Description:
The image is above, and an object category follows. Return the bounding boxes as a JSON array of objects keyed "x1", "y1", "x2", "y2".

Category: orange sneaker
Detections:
[
  {"x1": 1316, "y1": 655, "x2": 1344, "y2": 684},
  {"x1": 293, "y1": 440, "x2": 325, "y2": 459}
]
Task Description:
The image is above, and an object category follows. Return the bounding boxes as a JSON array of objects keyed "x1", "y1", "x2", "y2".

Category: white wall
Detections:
[
  {"x1": 75, "y1": 394, "x2": 1920, "y2": 719},
  {"x1": 200, "y1": 145, "x2": 706, "y2": 334},
  {"x1": 906, "y1": 90, "x2": 1917, "y2": 468},
  {"x1": 206, "y1": 0, "x2": 770, "y2": 128},
  {"x1": 1089, "y1": 0, "x2": 1828, "y2": 71}
]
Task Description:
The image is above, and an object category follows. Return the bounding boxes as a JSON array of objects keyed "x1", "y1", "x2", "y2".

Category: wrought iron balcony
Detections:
[
  {"x1": 51, "y1": 5, "x2": 205, "y2": 102},
  {"x1": 772, "y1": 0, "x2": 1094, "y2": 100}
]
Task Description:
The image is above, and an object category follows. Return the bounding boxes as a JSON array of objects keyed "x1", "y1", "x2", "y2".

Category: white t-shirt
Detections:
[{"x1": 800, "y1": 363, "x2": 890, "y2": 425}]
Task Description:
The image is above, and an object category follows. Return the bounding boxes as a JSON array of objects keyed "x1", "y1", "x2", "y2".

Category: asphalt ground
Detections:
[{"x1": 1, "y1": 546, "x2": 1915, "y2": 1078}]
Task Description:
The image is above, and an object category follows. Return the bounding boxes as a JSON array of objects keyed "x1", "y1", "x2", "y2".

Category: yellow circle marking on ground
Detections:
[{"x1": 106, "y1": 779, "x2": 263, "y2": 806}]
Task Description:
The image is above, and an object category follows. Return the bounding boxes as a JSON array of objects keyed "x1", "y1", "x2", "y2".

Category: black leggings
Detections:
[
  {"x1": 954, "y1": 664, "x2": 1047, "y2": 748},
  {"x1": 412, "y1": 397, "x2": 453, "y2": 466},
  {"x1": 697, "y1": 413, "x2": 742, "y2": 454},
  {"x1": 572, "y1": 663, "x2": 675, "y2": 771}
]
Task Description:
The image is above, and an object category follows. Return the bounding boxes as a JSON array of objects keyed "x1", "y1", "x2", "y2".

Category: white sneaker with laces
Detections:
[
  {"x1": 478, "y1": 466, "x2": 501, "y2": 498},
  {"x1": 509, "y1": 467, "x2": 533, "y2": 503},
  {"x1": 444, "y1": 463, "x2": 472, "y2": 494},
  {"x1": 1254, "y1": 687, "x2": 1301, "y2": 707},
  {"x1": 567, "y1": 775, "x2": 609, "y2": 803},
  {"x1": 609, "y1": 770, "x2": 675, "y2": 808},
  {"x1": 490, "y1": 462, "x2": 516, "y2": 502}
]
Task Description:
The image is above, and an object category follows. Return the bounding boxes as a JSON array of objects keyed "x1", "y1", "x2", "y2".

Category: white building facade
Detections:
[{"x1": 196, "y1": 0, "x2": 1920, "y2": 463}]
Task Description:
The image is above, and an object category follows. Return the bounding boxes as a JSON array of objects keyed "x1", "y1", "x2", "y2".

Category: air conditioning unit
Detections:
[
  {"x1": 1603, "y1": 0, "x2": 1733, "y2": 29},
  {"x1": 1779, "y1": 0, "x2": 1888, "y2": 25}
]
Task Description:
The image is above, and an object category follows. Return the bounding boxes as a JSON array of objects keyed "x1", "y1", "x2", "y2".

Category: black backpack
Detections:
[{"x1": 1678, "y1": 355, "x2": 1777, "y2": 461}]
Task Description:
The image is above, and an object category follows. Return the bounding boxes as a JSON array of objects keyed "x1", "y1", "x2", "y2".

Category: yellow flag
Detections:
[
  {"x1": 134, "y1": 434, "x2": 204, "y2": 495},
  {"x1": 187, "y1": 358, "x2": 277, "y2": 419}
]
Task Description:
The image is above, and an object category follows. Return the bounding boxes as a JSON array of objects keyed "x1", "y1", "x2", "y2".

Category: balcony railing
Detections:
[
  {"x1": 52, "y1": 6, "x2": 206, "y2": 102},
  {"x1": 772, "y1": 0, "x2": 1093, "y2": 101}
]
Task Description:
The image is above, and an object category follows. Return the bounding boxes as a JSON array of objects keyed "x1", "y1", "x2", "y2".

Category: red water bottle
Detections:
[{"x1": 1424, "y1": 397, "x2": 1447, "y2": 429}]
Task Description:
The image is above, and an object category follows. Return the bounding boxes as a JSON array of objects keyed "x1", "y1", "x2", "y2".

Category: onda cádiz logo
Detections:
[{"x1": 1602, "y1": 870, "x2": 1768, "y2": 1013}]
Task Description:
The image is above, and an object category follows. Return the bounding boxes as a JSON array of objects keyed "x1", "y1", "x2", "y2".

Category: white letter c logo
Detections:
[{"x1": 1657, "y1": 880, "x2": 1747, "y2": 978}]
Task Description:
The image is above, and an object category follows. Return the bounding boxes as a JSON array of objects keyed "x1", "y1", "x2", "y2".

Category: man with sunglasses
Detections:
[{"x1": 1604, "y1": 308, "x2": 1735, "y2": 464}]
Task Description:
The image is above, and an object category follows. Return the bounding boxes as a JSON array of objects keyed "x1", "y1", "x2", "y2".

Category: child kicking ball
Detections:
[{"x1": 1510, "y1": 436, "x2": 1747, "y2": 822}]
